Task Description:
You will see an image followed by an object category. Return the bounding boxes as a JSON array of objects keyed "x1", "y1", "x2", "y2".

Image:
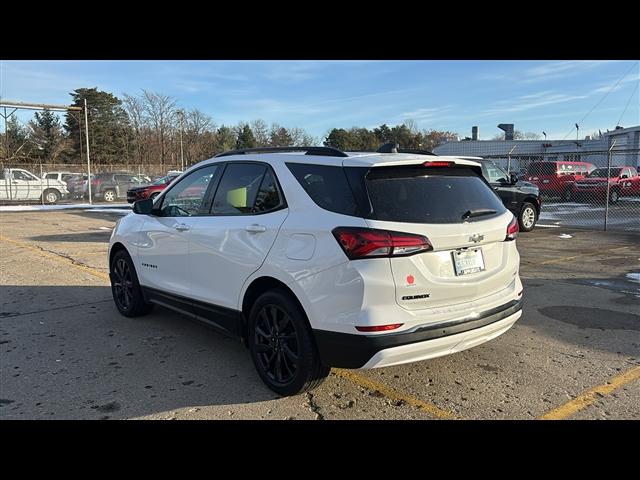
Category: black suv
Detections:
[
  {"x1": 475, "y1": 158, "x2": 541, "y2": 231},
  {"x1": 90, "y1": 172, "x2": 151, "y2": 202}
]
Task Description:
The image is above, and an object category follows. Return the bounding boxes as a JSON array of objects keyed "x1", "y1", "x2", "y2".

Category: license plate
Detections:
[{"x1": 452, "y1": 248, "x2": 485, "y2": 276}]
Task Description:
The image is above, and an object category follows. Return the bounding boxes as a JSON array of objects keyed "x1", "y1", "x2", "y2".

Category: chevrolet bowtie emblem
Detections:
[{"x1": 469, "y1": 234, "x2": 484, "y2": 243}]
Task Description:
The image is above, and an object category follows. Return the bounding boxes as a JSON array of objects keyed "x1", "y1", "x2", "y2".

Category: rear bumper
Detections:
[{"x1": 314, "y1": 299, "x2": 522, "y2": 368}]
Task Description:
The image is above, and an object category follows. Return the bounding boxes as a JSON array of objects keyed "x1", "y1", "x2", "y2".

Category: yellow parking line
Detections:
[
  {"x1": 539, "y1": 365, "x2": 640, "y2": 420},
  {"x1": 0, "y1": 234, "x2": 110, "y2": 282},
  {"x1": 333, "y1": 369, "x2": 459, "y2": 420},
  {"x1": 534, "y1": 246, "x2": 630, "y2": 266}
]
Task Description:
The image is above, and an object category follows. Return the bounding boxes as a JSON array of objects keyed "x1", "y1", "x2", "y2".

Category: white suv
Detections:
[{"x1": 108, "y1": 146, "x2": 523, "y2": 395}]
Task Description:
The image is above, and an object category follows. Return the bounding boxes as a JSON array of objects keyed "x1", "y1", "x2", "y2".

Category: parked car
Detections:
[
  {"x1": 89, "y1": 172, "x2": 151, "y2": 202},
  {"x1": 572, "y1": 166, "x2": 640, "y2": 203},
  {"x1": 525, "y1": 160, "x2": 595, "y2": 200},
  {"x1": 42, "y1": 171, "x2": 83, "y2": 184},
  {"x1": 65, "y1": 174, "x2": 89, "y2": 200},
  {"x1": 126, "y1": 173, "x2": 181, "y2": 204},
  {"x1": 109, "y1": 146, "x2": 523, "y2": 396},
  {"x1": 0, "y1": 168, "x2": 68, "y2": 204}
]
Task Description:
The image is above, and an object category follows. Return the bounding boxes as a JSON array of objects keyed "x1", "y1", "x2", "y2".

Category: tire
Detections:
[
  {"x1": 110, "y1": 249, "x2": 154, "y2": 317},
  {"x1": 42, "y1": 189, "x2": 60, "y2": 204},
  {"x1": 248, "y1": 289, "x2": 330, "y2": 396},
  {"x1": 103, "y1": 189, "x2": 117, "y2": 202},
  {"x1": 561, "y1": 188, "x2": 573, "y2": 202},
  {"x1": 609, "y1": 189, "x2": 620, "y2": 205},
  {"x1": 518, "y1": 202, "x2": 537, "y2": 232}
]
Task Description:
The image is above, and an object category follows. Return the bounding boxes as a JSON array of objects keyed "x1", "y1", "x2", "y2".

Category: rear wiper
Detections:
[{"x1": 462, "y1": 209, "x2": 497, "y2": 221}]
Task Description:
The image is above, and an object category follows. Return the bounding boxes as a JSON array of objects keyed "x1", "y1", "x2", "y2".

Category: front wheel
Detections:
[
  {"x1": 110, "y1": 249, "x2": 153, "y2": 317},
  {"x1": 248, "y1": 289, "x2": 330, "y2": 396},
  {"x1": 561, "y1": 188, "x2": 573, "y2": 202},
  {"x1": 518, "y1": 202, "x2": 538, "y2": 232},
  {"x1": 609, "y1": 189, "x2": 620, "y2": 204}
]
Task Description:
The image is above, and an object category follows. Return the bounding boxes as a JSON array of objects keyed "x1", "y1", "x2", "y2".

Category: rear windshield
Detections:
[
  {"x1": 287, "y1": 163, "x2": 505, "y2": 224},
  {"x1": 527, "y1": 162, "x2": 557, "y2": 175},
  {"x1": 365, "y1": 166, "x2": 506, "y2": 224}
]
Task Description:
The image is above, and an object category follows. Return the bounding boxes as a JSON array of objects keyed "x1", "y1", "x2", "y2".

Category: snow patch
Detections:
[
  {"x1": 84, "y1": 208, "x2": 131, "y2": 215},
  {"x1": 536, "y1": 224, "x2": 561, "y2": 228},
  {"x1": 558, "y1": 233, "x2": 573, "y2": 239},
  {"x1": 0, "y1": 203, "x2": 130, "y2": 212},
  {"x1": 626, "y1": 273, "x2": 640, "y2": 284}
]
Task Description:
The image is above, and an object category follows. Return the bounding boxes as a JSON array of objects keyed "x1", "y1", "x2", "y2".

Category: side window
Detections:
[
  {"x1": 13, "y1": 170, "x2": 37, "y2": 181},
  {"x1": 212, "y1": 163, "x2": 267, "y2": 215},
  {"x1": 45, "y1": 173, "x2": 58, "y2": 180},
  {"x1": 484, "y1": 162, "x2": 509, "y2": 183},
  {"x1": 159, "y1": 165, "x2": 218, "y2": 217},
  {"x1": 115, "y1": 174, "x2": 132, "y2": 183},
  {"x1": 286, "y1": 163, "x2": 359, "y2": 216},
  {"x1": 253, "y1": 169, "x2": 283, "y2": 213},
  {"x1": 629, "y1": 167, "x2": 638, "y2": 177}
]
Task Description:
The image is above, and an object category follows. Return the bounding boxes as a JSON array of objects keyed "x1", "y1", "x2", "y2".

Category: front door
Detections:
[{"x1": 137, "y1": 164, "x2": 220, "y2": 298}]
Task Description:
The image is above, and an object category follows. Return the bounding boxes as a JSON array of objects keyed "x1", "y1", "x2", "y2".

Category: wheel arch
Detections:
[
  {"x1": 522, "y1": 196, "x2": 540, "y2": 215},
  {"x1": 240, "y1": 275, "x2": 310, "y2": 345}
]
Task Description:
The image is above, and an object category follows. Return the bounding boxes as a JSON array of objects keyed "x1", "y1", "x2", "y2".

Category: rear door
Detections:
[
  {"x1": 361, "y1": 164, "x2": 516, "y2": 312},
  {"x1": 187, "y1": 162, "x2": 288, "y2": 313}
]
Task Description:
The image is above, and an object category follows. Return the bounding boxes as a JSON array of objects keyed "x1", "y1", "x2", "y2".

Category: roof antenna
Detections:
[{"x1": 376, "y1": 142, "x2": 399, "y2": 153}]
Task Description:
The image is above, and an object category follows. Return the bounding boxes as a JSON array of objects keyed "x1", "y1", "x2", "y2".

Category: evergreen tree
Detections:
[
  {"x1": 236, "y1": 124, "x2": 256, "y2": 149},
  {"x1": 29, "y1": 109, "x2": 64, "y2": 161},
  {"x1": 64, "y1": 87, "x2": 131, "y2": 164}
]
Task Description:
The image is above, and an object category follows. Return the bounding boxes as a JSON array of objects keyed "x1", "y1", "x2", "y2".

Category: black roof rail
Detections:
[
  {"x1": 214, "y1": 146, "x2": 348, "y2": 158},
  {"x1": 375, "y1": 142, "x2": 436, "y2": 156}
]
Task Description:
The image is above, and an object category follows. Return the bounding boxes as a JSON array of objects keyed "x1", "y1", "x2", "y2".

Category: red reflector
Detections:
[
  {"x1": 422, "y1": 161, "x2": 454, "y2": 167},
  {"x1": 356, "y1": 324, "x2": 403, "y2": 332},
  {"x1": 506, "y1": 216, "x2": 519, "y2": 240},
  {"x1": 332, "y1": 227, "x2": 432, "y2": 260}
]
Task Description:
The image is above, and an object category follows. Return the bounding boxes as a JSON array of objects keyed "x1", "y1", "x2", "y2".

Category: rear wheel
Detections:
[
  {"x1": 42, "y1": 189, "x2": 60, "y2": 204},
  {"x1": 248, "y1": 289, "x2": 330, "y2": 396},
  {"x1": 103, "y1": 189, "x2": 116, "y2": 202},
  {"x1": 561, "y1": 187, "x2": 573, "y2": 202},
  {"x1": 518, "y1": 202, "x2": 537, "y2": 232},
  {"x1": 110, "y1": 249, "x2": 153, "y2": 317}
]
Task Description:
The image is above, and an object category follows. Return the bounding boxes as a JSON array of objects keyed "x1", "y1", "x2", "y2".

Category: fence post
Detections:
[
  {"x1": 603, "y1": 140, "x2": 617, "y2": 232},
  {"x1": 84, "y1": 98, "x2": 92, "y2": 205},
  {"x1": 507, "y1": 145, "x2": 516, "y2": 173}
]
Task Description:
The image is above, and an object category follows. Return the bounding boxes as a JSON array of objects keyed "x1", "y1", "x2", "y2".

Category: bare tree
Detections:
[
  {"x1": 142, "y1": 90, "x2": 177, "y2": 167},
  {"x1": 122, "y1": 93, "x2": 146, "y2": 164},
  {"x1": 250, "y1": 119, "x2": 270, "y2": 146}
]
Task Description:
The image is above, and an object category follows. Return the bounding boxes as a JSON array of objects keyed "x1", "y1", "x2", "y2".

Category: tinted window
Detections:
[
  {"x1": 13, "y1": 170, "x2": 37, "y2": 181},
  {"x1": 482, "y1": 162, "x2": 509, "y2": 183},
  {"x1": 287, "y1": 163, "x2": 359, "y2": 216},
  {"x1": 365, "y1": 166, "x2": 506, "y2": 224},
  {"x1": 159, "y1": 165, "x2": 218, "y2": 217},
  {"x1": 253, "y1": 169, "x2": 283, "y2": 213},
  {"x1": 45, "y1": 173, "x2": 58, "y2": 180},
  {"x1": 115, "y1": 174, "x2": 134, "y2": 183},
  {"x1": 528, "y1": 163, "x2": 556, "y2": 175},
  {"x1": 212, "y1": 163, "x2": 266, "y2": 215},
  {"x1": 589, "y1": 168, "x2": 622, "y2": 178}
]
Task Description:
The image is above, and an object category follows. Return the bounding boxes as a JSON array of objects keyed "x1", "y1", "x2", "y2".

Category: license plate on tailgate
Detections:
[{"x1": 452, "y1": 248, "x2": 485, "y2": 276}]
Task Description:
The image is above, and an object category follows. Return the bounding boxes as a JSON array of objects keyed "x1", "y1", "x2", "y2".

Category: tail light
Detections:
[
  {"x1": 332, "y1": 227, "x2": 432, "y2": 260},
  {"x1": 91, "y1": 178, "x2": 102, "y2": 187},
  {"x1": 506, "y1": 217, "x2": 519, "y2": 241},
  {"x1": 356, "y1": 324, "x2": 403, "y2": 332}
]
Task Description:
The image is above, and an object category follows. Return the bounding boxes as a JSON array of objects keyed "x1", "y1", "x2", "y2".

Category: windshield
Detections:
[
  {"x1": 152, "y1": 174, "x2": 176, "y2": 186},
  {"x1": 588, "y1": 168, "x2": 622, "y2": 178}
]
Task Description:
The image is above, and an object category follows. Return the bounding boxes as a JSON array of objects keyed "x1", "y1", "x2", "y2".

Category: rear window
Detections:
[
  {"x1": 364, "y1": 166, "x2": 506, "y2": 224},
  {"x1": 527, "y1": 162, "x2": 556, "y2": 175}
]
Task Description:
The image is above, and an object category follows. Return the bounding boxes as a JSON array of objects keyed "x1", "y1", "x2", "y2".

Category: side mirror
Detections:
[
  {"x1": 509, "y1": 172, "x2": 518, "y2": 184},
  {"x1": 133, "y1": 198, "x2": 154, "y2": 215}
]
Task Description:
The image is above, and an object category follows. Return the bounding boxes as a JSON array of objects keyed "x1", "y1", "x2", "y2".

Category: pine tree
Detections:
[{"x1": 236, "y1": 124, "x2": 256, "y2": 149}]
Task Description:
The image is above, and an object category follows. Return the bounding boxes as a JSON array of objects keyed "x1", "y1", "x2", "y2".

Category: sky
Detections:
[{"x1": 1, "y1": 60, "x2": 638, "y2": 141}]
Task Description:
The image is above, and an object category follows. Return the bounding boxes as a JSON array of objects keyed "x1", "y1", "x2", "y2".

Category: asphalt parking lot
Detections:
[{"x1": 1, "y1": 208, "x2": 638, "y2": 420}]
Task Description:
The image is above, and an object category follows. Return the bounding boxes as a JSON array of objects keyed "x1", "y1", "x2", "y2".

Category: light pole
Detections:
[{"x1": 84, "y1": 99, "x2": 92, "y2": 205}]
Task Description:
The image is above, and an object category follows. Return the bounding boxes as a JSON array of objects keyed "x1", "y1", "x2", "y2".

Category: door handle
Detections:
[
  {"x1": 173, "y1": 223, "x2": 190, "y2": 231},
  {"x1": 245, "y1": 224, "x2": 267, "y2": 233}
]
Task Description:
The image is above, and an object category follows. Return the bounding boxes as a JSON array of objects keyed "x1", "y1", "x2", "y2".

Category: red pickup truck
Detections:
[{"x1": 572, "y1": 166, "x2": 640, "y2": 203}]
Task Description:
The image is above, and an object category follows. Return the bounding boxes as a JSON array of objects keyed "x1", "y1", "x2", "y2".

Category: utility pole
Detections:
[
  {"x1": 84, "y1": 98, "x2": 92, "y2": 205},
  {"x1": 575, "y1": 123, "x2": 579, "y2": 141}
]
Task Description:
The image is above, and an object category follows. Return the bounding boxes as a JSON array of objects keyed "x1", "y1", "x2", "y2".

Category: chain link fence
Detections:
[
  {"x1": 2, "y1": 151, "x2": 640, "y2": 233},
  {"x1": 0, "y1": 162, "x2": 185, "y2": 205},
  {"x1": 481, "y1": 148, "x2": 640, "y2": 232}
]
